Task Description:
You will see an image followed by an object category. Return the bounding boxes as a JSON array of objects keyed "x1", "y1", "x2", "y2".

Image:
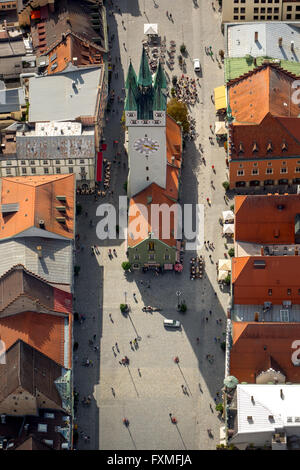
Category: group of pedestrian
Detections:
[
  {"x1": 130, "y1": 338, "x2": 139, "y2": 350},
  {"x1": 206, "y1": 354, "x2": 214, "y2": 364},
  {"x1": 174, "y1": 75, "x2": 198, "y2": 106}
]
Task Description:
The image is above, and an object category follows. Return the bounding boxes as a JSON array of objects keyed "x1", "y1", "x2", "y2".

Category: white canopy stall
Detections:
[
  {"x1": 223, "y1": 224, "x2": 234, "y2": 236},
  {"x1": 144, "y1": 24, "x2": 158, "y2": 35},
  {"x1": 222, "y1": 210, "x2": 234, "y2": 224}
]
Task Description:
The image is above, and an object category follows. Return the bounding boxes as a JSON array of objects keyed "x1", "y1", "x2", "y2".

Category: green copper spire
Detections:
[
  {"x1": 125, "y1": 60, "x2": 138, "y2": 112},
  {"x1": 138, "y1": 47, "x2": 153, "y2": 88},
  {"x1": 153, "y1": 87, "x2": 166, "y2": 111},
  {"x1": 154, "y1": 61, "x2": 167, "y2": 90},
  {"x1": 125, "y1": 83, "x2": 138, "y2": 111},
  {"x1": 125, "y1": 60, "x2": 138, "y2": 91}
]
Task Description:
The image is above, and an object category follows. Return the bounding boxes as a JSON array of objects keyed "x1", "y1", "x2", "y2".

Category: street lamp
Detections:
[{"x1": 176, "y1": 290, "x2": 182, "y2": 309}]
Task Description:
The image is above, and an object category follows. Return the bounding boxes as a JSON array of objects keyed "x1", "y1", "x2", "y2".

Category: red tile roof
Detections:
[
  {"x1": 228, "y1": 65, "x2": 300, "y2": 124},
  {"x1": 235, "y1": 193, "x2": 300, "y2": 244},
  {"x1": 128, "y1": 183, "x2": 178, "y2": 248},
  {"x1": 232, "y1": 256, "x2": 300, "y2": 304},
  {"x1": 230, "y1": 322, "x2": 300, "y2": 383},
  {"x1": 0, "y1": 174, "x2": 75, "y2": 240}
]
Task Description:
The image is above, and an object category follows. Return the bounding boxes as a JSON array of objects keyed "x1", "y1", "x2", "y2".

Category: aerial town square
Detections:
[{"x1": 1, "y1": 0, "x2": 300, "y2": 455}]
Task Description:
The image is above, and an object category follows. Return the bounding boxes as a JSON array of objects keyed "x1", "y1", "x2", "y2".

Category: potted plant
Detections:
[
  {"x1": 230, "y1": 204, "x2": 234, "y2": 211},
  {"x1": 120, "y1": 303, "x2": 128, "y2": 313},
  {"x1": 221, "y1": 341, "x2": 226, "y2": 351},
  {"x1": 228, "y1": 248, "x2": 234, "y2": 257},
  {"x1": 180, "y1": 44, "x2": 187, "y2": 55},
  {"x1": 224, "y1": 274, "x2": 231, "y2": 285}
]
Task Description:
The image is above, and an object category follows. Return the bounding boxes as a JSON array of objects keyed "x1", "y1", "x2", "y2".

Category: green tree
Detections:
[
  {"x1": 215, "y1": 403, "x2": 223, "y2": 413},
  {"x1": 122, "y1": 261, "x2": 131, "y2": 271},
  {"x1": 120, "y1": 303, "x2": 128, "y2": 313},
  {"x1": 228, "y1": 248, "x2": 234, "y2": 258},
  {"x1": 222, "y1": 181, "x2": 230, "y2": 191},
  {"x1": 224, "y1": 273, "x2": 231, "y2": 285},
  {"x1": 180, "y1": 302, "x2": 187, "y2": 313},
  {"x1": 167, "y1": 98, "x2": 190, "y2": 133}
]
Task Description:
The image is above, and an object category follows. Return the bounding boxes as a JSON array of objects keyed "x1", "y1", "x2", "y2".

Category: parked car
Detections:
[
  {"x1": 193, "y1": 58, "x2": 201, "y2": 72},
  {"x1": 163, "y1": 319, "x2": 181, "y2": 329}
]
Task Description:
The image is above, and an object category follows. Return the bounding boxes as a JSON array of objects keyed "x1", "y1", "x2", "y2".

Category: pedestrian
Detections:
[
  {"x1": 209, "y1": 310, "x2": 212, "y2": 315},
  {"x1": 111, "y1": 387, "x2": 115, "y2": 396},
  {"x1": 196, "y1": 337, "x2": 200, "y2": 344},
  {"x1": 166, "y1": 10, "x2": 168, "y2": 17},
  {"x1": 138, "y1": 368, "x2": 141, "y2": 376},
  {"x1": 219, "y1": 318, "x2": 222, "y2": 323},
  {"x1": 93, "y1": 334, "x2": 96, "y2": 341},
  {"x1": 214, "y1": 337, "x2": 217, "y2": 342},
  {"x1": 206, "y1": 317, "x2": 208, "y2": 322},
  {"x1": 119, "y1": 361, "x2": 122, "y2": 365},
  {"x1": 130, "y1": 340, "x2": 132, "y2": 346},
  {"x1": 216, "y1": 319, "x2": 219, "y2": 324}
]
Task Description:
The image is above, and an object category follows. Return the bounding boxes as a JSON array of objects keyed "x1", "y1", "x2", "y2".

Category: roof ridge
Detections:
[
  {"x1": 274, "y1": 116, "x2": 300, "y2": 145},
  {"x1": 0, "y1": 292, "x2": 23, "y2": 313},
  {"x1": 0, "y1": 263, "x2": 50, "y2": 285}
]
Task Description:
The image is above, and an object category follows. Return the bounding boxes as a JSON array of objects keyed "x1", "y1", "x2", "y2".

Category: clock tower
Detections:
[{"x1": 125, "y1": 49, "x2": 167, "y2": 197}]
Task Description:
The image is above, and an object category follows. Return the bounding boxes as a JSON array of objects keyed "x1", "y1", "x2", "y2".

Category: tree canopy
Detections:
[{"x1": 167, "y1": 98, "x2": 190, "y2": 134}]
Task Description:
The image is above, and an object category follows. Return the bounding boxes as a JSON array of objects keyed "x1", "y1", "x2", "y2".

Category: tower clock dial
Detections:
[{"x1": 134, "y1": 137, "x2": 159, "y2": 155}]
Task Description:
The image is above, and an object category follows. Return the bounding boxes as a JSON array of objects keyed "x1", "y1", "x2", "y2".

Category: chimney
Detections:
[
  {"x1": 260, "y1": 246, "x2": 264, "y2": 256},
  {"x1": 278, "y1": 37, "x2": 283, "y2": 47},
  {"x1": 36, "y1": 246, "x2": 42, "y2": 258},
  {"x1": 254, "y1": 31, "x2": 258, "y2": 42},
  {"x1": 39, "y1": 219, "x2": 45, "y2": 229}
]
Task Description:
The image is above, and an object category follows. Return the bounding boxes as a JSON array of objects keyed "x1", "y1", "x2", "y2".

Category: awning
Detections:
[
  {"x1": 218, "y1": 270, "x2": 228, "y2": 282},
  {"x1": 214, "y1": 85, "x2": 226, "y2": 111},
  {"x1": 223, "y1": 224, "x2": 234, "y2": 235},
  {"x1": 222, "y1": 210, "x2": 234, "y2": 223},
  {"x1": 218, "y1": 259, "x2": 231, "y2": 272},
  {"x1": 96, "y1": 151, "x2": 103, "y2": 182},
  {"x1": 144, "y1": 23, "x2": 158, "y2": 35},
  {"x1": 164, "y1": 264, "x2": 173, "y2": 270},
  {"x1": 215, "y1": 121, "x2": 227, "y2": 135}
]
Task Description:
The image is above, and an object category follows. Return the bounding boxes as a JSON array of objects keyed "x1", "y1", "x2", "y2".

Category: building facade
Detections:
[{"x1": 222, "y1": 0, "x2": 300, "y2": 24}]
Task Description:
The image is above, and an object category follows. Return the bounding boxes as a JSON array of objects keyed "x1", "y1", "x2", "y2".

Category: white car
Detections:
[
  {"x1": 193, "y1": 58, "x2": 201, "y2": 73},
  {"x1": 163, "y1": 319, "x2": 181, "y2": 329}
]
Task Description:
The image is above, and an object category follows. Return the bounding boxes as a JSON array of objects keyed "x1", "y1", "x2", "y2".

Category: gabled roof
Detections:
[
  {"x1": 229, "y1": 112, "x2": 300, "y2": 159},
  {"x1": 128, "y1": 183, "x2": 178, "y2": 248},
  {"x1": 0, "y1": 340, "x2": 63, "y2": 407},
  {"x1": 232, "y1": 256, "x2": 300, "y2": 304},
  {"x1": 228, "y1": 64, "x2": 300, "y2": 124},
  {"x1": 0, "y1": 264, "x2": 72, "y2": 315},
  {"x1": 235, "y1": 194, "x2": 300, "y2": 244},
  {"x1": 0, "y1": 311, "x2": 67, "y2": 367},
  {"x1": 231, "y1": 322, "x2": 300, "y2": 383},
  {"x1": 0, "y1": 174, "x2": 75, "y2": 240}
]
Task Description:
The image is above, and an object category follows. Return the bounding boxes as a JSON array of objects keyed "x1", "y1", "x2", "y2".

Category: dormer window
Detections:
[
  {"x1": 282, "y1": 141, "x2": 288, "y2": 152},
  {"x1": 252, "y1": 141, "x2": 259, "y2": 153},
  {"x1": 267, "y1": 141, "x2": 273, "y2": 153},
  {"x1": 239, "y1": 142, "x2": 244, "y2": 154}
]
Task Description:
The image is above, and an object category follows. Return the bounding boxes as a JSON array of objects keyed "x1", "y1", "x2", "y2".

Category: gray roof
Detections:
[
  {"x1": 0, "y1": 39, "x2": 25, "y2": 58},
  {"x1": 16, "y1": 133, "x2": 95, "y2": 160},
  {"x1": 227, "y1": 22, "x2": 300, "y2": 60},
  {"x1": 0, "y1": 87, "x2": 25, "y2": 114},
  {"x1": 0, "y1": 237, "x2": 73, "y2": 285},
  {"x1": 28, "y1": 66, "x2": 103, "y2": 122}
]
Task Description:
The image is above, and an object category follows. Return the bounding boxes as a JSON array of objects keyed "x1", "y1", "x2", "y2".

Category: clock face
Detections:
[{"x1": 134, "y1": 137, "x2": 159, "y2": 155}]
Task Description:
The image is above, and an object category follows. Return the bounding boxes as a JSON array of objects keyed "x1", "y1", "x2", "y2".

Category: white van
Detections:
[
  {"x1": 193, "y1": 58, "x2": 201, "y2": 73},
  {"x1": 163, "y1": 319, "x2": 181, "y2": 329}
]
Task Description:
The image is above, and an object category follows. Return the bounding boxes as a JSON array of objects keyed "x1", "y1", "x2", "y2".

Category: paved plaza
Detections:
[{"x1": 73, "y1": 0, "x2": 233, "y2": 450}]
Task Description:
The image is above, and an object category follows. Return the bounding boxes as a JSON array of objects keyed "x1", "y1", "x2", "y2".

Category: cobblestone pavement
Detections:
[{"x1": 73, "y1": 0, "x2": 233, "y2": 450}]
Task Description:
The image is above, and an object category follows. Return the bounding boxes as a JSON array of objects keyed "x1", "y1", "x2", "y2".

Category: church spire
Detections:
[
  {"x1": 154, "y1": 61, "x2": 167, "y2": 91},
  {"x1": 125, "y1": 60, "x2": 138, "y2": 112},
  {"x1": 138, "y1": 47, "x2": 153, "y2": 88}
]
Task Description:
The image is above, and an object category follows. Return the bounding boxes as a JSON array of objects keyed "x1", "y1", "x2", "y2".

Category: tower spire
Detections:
[
  {"x1": 138, "y1": 47, "x2": 153, "y2": 88},
  {"x1": 154, "y1": 61, "x2": 167, "y2": 91}
]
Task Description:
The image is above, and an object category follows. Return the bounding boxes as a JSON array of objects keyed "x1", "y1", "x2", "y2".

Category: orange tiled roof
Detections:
[
  {"x1": 230, "y1": 322, "x2": 300, "y2": 383},
  {"x1": 166, "y1": 114, "x2": 182, "y2": 168},
  {"x1": 235, "y1": 194, "x2": 300, "y2": 244},
  {"x1": 0, "y1": 312, "x2": 66, "y2": 366},
  {"x1": 0, "y1": 174, "x2": 75, "y2": 240},
  {"x1": 229, "y1": 113, "x2": 300, "y2": 159},
  {"x1": 128, "y1": 183, "x2": 178, "y2": 248},
  {"x1": 232, "y1": 256, "x2": 300, "y2": 304},
  {"x1": 229, "y1": 65, "x2": 300, "y2": 124}
]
